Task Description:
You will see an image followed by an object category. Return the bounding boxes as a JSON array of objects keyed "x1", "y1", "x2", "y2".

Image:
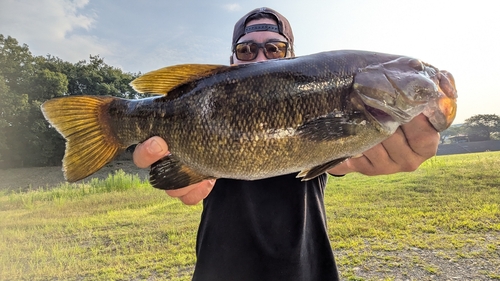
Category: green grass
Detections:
[
  {"x1": 1, "y1": 153, "x2": 499, "y2": 280},
  {"x1": 327, "y1": 152, "x2": 500, "y2": 280}
]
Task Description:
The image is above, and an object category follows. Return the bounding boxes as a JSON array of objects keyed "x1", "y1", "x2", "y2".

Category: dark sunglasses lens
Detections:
[
  {"x1": 235, "y1": 41, "x2": 288, "y2": 61},
  {"x1": 264, "y1": 42, "x2": 287, "y2": 59},
  {"x1": 235, "y1": 43, "x2": 258, "y2": 61}
]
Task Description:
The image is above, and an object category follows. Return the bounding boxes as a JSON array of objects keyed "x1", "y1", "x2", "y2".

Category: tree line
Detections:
[
  {"x1": 1, "y1": 35, "x2": 499, "y2": 169},
  {"x1": 440, "y1": 114, "x2": 500, "y2": 143},
  {"x1": 0, "y1": 35, "x2": 145, "y2": 169}
]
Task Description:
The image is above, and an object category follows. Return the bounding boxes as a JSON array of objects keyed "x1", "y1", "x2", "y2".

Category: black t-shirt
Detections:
[{"x1": 192, "y1": 173, "x2": 340, "y2": 281}]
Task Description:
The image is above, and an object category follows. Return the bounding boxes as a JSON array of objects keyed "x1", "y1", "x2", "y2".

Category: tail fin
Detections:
[{"x1": 41, "y1": 95, "x2": 125, "y2": 182}]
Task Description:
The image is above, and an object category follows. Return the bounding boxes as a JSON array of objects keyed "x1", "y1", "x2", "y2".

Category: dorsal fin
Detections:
[{"x1": 131, "y1": 64, "x2": 229, "y2": 95}]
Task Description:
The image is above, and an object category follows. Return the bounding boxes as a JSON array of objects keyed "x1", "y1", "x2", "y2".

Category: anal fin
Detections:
[
  {"x1": 149, "y1": 154, "x2": 214, "y2": 190},
  {"x1": 297, "y1": 157, "x2": 349, "y2": 181}
]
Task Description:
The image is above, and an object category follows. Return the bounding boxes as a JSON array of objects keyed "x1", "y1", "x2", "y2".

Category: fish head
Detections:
[{"x1": 352, "y1": 57, "x2": 457, "y2": 132}]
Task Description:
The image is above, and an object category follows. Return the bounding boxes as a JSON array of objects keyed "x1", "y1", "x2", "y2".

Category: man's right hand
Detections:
[{"x1": 133, "y1": 136, "x2": 216, "y2": 205}]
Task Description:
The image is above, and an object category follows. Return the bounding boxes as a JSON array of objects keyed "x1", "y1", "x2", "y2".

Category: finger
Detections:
[
  {"x1": 179, "y1": 180, "x2": 215, "y2": 205},
  {"x1": 351, "y1": 143, "x2": 398, "y2": 175},
  {"x1": 371, "y1": 115, "x2": 439, "y2": 172},
  {"x1": 326, "y1": 160, "x2": 353, "y2": 176},
  {"x1": 165, "y1": 182, "x2": 201, "y2": 197},
  {"x1": 400, "y1": 114, "x2": 440, "y2": 159},
  {"x1": 166, "y1": 179, "x2": 216, "y2": 205},
  {"x1": 326, "y1": 153, "x2": 362, "y2": 176},
  {"x1": 378, "y1": 127, "x2": 422, "y2": 172},
  {"x1": 133, "y1": 136, "x2": 169, "y2": 168}
]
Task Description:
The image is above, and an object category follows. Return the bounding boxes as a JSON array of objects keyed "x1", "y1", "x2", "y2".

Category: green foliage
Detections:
[
  {"x1": 0, "y1": 35, "x2": 35, "y2": 94},
  {"x1": 0, "y1": 35, "x2": 141, "y2": 168},
  {"x1": 0, "y1": 77, "x2": 13, "y2": 157},
  {"x1": 69, "y1": 55, "x2": 140, "y2": 98},
  {"x1": 0, "y1": 35, "x2": 67, "y2": 167},
  {"x1": 439, "y1": 124, "x2": 465, "y2": 143},
  {"x1": 0, "y1": 152, "x2": 499, "y2": 280},
  {"x1": 3, "y1": 170, "x2": 148, "y2": 207},
  {"x1": 463, "y1": 114, "x2": 500, "y2": 141}
]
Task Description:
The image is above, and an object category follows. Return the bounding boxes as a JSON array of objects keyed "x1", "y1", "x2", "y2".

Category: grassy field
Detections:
[{"x1": 0, "y1": 152, "x2": 499, "y2": 280}]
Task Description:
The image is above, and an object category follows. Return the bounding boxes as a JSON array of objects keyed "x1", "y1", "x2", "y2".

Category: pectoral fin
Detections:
[
  {"x1": 296, "y1": 113, "x2": 357, "y2": 142},
  {"x1": 297, "y1": 157, "x2": 349, "y2": 180},
  {"x1": 149, "y1": 154, "x2": 215, "y2": 190}
]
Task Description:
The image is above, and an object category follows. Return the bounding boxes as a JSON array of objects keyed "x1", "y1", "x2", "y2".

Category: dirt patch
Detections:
[
  {"x1": 0, "y1": 160, "x2": 149, "y2": 191},
  {"x1": 337, "y1": 248, "x2": 500, "y2": 281}
]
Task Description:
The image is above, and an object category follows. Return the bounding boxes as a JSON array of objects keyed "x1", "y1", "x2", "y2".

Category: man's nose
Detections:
[{"x1": 253, "y1": 49, "x2": 268, "y2": 62}]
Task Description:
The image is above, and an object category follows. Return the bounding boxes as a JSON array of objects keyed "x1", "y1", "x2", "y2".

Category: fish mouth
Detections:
[
  {"x1": 353, "y1": 58, "x2": 457, "y2": 132},
  {"x1": 350, "y1": 92, "x2": 400, "y2": 133},
  {"x1": 363, "y1": 104, "x2": 400, "y2": 133},
  {"x1": 365, "y1": 105, "x2": 395, "y2": 124}
]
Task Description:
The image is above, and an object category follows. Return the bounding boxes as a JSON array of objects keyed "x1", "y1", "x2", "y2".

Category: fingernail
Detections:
[{"x1": 148, "y1": 139, "x2": 163, "y2": 154}]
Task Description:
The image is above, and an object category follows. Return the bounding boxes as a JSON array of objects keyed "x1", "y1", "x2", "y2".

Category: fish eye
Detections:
[{"x1": 408, "y1": 59, "x2": 424, "y2": 71}]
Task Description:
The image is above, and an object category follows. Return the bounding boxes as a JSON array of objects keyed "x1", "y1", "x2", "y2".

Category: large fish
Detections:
[{"x1": 41, "y1": 50, "x2": 457, "y2": 190}]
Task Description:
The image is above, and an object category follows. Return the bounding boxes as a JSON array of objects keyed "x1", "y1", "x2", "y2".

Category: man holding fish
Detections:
[
  {"x1": 42, "y1": 5, "x2": 456, "y2": 280},
  {"x1": 132, "y1": 7, "x2": 448, "y2": 281}
]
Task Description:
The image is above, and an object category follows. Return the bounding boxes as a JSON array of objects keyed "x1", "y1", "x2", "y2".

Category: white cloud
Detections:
[
  {"x1": 0, "y1": 0, "x2": 111, "y2": 62},
  {"x1": 223, "y1": 3, "x2": 241, "y2": 12}
]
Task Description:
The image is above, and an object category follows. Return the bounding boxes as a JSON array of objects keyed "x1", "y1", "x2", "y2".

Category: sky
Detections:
[{"x1": 1, "y1": 0, "x2": 499, "y2": 124}]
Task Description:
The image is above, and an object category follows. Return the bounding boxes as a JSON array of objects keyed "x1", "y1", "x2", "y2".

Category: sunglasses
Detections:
[{"x1": 233, "y1": 41, "x2": 289, "y2": 61}]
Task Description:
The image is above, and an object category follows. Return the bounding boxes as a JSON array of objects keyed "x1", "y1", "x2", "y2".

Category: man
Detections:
[{"x1": 133, "y1": 7, "x2": 440, "y2": 280}]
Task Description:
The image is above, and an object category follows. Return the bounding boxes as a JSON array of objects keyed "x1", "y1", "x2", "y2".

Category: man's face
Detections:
[{"x1": 232, "y1": 18, "x2": 289, "y2": 65}]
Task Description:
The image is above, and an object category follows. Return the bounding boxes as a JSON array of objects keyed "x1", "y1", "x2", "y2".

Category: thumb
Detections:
[{"x1": 133, "y1": 137, "x2": 169, "y2": 168}]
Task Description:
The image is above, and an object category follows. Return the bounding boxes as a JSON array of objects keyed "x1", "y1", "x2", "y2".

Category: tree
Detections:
[
  {"x1": 0, "y1": 35, "x2": 35, "y2": 95},
  {"x1": 439, "y1": 124, "x2": 466, "y2": 143},
  {"x1": 0, "y1": 34, "x2": 142, "y2": 168},
  {"x1": 68, "y1": 55, "x2": 140, "y2": 98},
  {"x1": 0, "y1": 77, "x2": 12, "y2": 165},
  {"x1": 463, "y1": 114, "x2": 500, "y2": 141},
  {"x1": 0, "y1": 35, "x2": 36, "y2": 167}
]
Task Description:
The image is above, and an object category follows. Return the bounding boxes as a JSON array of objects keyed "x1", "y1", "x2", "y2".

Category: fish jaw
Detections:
[
  {"x1": 353, "y1": 57, "x2": 457, "y2": 132},
  {"x1": 422, "y1": 70, "x2": 457, "y2": 131}
]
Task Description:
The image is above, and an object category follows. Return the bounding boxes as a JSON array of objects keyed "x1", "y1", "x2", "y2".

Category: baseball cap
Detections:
[{"x1": 232, "y1": 7, "x2": 294, "y2": 55}]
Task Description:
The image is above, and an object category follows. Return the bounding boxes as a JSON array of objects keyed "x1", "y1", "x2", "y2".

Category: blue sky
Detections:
[{"x1": 1, "y1": 0, "x2": 499, "y2": 124}]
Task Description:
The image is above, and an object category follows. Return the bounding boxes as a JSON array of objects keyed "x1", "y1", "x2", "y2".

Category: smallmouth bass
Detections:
[{"x1": 41, "y1": 50, "x2": 457, "y2": 190}]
